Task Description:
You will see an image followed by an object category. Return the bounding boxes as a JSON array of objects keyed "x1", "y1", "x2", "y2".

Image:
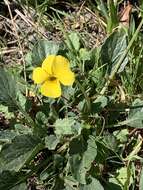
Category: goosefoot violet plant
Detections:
[{"x1": 0, "y1": 23, "x2": 143, "y2": 189}]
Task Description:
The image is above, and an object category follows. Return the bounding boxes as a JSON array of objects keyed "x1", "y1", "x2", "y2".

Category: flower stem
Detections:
[{"x1": 76, "y1": 79, "x2": 91, "y2": 111}]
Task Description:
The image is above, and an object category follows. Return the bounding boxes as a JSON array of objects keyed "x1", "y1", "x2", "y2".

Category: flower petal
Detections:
[
  {"x1": 32, "y1": 67, "x2": 48, "y2": 84},
  {"x1": 53, "y1": 55, "x2": 75, "y2": 85},
  {"x1": 42, "y1": 55, "x2": 56, "y2": 74},
  {"x1": 53, "y1": 55, "x2": 70, "y2": 74},
  {"x1": 40, "y1": 79, "x2": 61, "y2": 98},
  {"x1": 57, "y1": 70, "x2": 75, "y2": 86}
]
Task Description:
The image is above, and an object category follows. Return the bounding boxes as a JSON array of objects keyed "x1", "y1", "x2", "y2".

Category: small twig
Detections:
[
  {"x1": 0, "y1": 48, "x2": 18, "y2": 55},
  {"x1": 128, "y1": 128, "x2": 138, "y2": 137},
  {"x1": 4, "y1": 0, "x2": 28, "y2": 95},
  {"x1": 0, "y1": 14, "x2": 11, "y2": 23},
  {"x1": 7, "y1": 40, "x2": 18, "y2": 45},
  {"x1": 78, "y1": 0, "x2": 86, "y2": 13}
]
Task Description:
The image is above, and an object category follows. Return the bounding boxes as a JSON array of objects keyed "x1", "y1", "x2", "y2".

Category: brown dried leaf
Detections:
[{"x1": 120, "y1": 4, "x2": 132, "y2": 27}]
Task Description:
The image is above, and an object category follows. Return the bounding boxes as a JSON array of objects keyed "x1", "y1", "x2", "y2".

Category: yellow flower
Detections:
[{"x1": 32, "y1": 55, "x2": 75, "y2": 98}]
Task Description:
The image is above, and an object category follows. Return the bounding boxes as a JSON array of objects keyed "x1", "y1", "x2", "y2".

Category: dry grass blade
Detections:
[
  {"x1": 0, "y1": 48, "x2": 17, "y2": 55},
  {"x1": 15, "y1": 9, "x2": 48, "y2": 40}
]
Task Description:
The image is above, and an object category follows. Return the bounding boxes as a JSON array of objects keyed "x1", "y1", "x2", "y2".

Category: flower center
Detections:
[{"x1": 49, "y1": 76, "x2": 57, "y2": 81}]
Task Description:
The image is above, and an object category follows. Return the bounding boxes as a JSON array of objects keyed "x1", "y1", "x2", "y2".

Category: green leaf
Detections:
[
  {"x1": 103, "y1": 132, "x2": 117, "y2": 151},
  {"x1": 14, "y1": 124, "x2": 32, "y2": 135},
  {"x1": 116, "y1": 167, "x2": 128, "y2": 186},
  {"x1": 113, "y1": 129, "x2": 128, "y2": 143},
  {"x1": 0, "y1": 105, "x2": 14, "y2": 119},
  {"x1": 62, "y1": 86, "x2": 75, "y2": 100},
  {"x1": 53, "y1": 176, "x2": 65, "y2": 190},
  {"x1": 108, "y1": 165, "x2": 134, "y2": 189},
  {"x1": 96, "y1": 0, "x2": 108, "y2": 19},
  {"x1": 116, "y1": 167, "x2": 133, "y2": 188},
  {"x1": 31, "y1": 40, "x2": 59, "y2": 66},
  {"x1": 0, "y1": 170, "x2": 26, "y2": 190},
  {"x1": 127, "y1": 99, "x2": 143, "y2": 128},
  {"x1": 25, "y1": 51, "x2": 33, "y2": 66},
  {"x1": 66, "y1": 32, "x2": 80, "y2": 51},
  {"x1": 139, "y1": 167, "x2": 143, "y2": 190},
  {"x1": 18, "y1": 92, "x2": 27, "y2": 110},
  {"x1": 45, "y1": 135, "x2": 59, "y2": 150},
  {"x1": 0, "y1": 68, "x2": 17, "y2": 109},
  {"x1": 100, "y1": 29, "x2": 128, "y2": 75},
  {"x1": 92, "y1": 96, "x2": 108, "y2": 113},
  {"x1": 11, "y1": 183, "x2": 27, "y2": 190},
  {"x1": 79, "y1": 48, "x2": 91, "y2": 61},
  {"x1": 69, "y1": 136, "x2": 97, "y2": 184},
  {"x1": 79, "y1": 177, "x2": 104, "y2": 190},
  {"x1": 55, "y1": 118, "x2": 80, "y2": 136},
  {"x1": 36, "y1": 111, "x2": 49, "y2": 125},
  {"x1": 0, "y1": 134, "x2": 42, "y2": 172},
  {"x1": 107, "y1": 0, "x2": 118, "y2": 33},
  {"x1": 0, "y1": 130, "x2": 17, "y2": 144},
  {"x1": 104, "y1": 182, "x2": 122, "y2": 190}
]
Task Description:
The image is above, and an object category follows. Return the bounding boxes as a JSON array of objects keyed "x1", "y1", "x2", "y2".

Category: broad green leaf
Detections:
[
  {"x1": 92, "y1": 96, "x2": 108, "y2": 113},
  {"x1": 66, "y1": 32, "x2": 80, "y2": 51},
  {"x1": 69, "y1": 136, "x2": 97, "y2": 184},
  {"x1": 79, "y1": 48, "x2": 91, "y2": 61},
  {"x1": 126, "y1": 99, "x2": 143, "y2": 128},
  {"x1": 96, "y1": 0, "x2": 108, "y2": 19},
  {"x1": 25, "y1": 51, "x2": 33, "y2": 67},
  {"x1": 108, "y1": 165, "x2": 134, "y2": 189},
  {"x1": 116, "y1": 167, "x2": 128, "y2": 187},
  {"x1": 139, "y1": 167, "x2": 143, "y2": 190},
  {"x1": 113, "y1": 129, "x2": 128, "y2": 143},
  {"x1": 0, "y1": 68, "x2": 17, "y2": 109},
  {"x1": 100, "y1": 29, "x2": 128, "y2": 75},
  {"x1": 14, "y1": 124, "x2": 32, "y2": 135},
  {"x1": 36, "y1": 111, "x2": 49, "y2": 125},
  {"x1": 62, "y1": 86, "x2": 75, "y2": 100},
  {"x1": 55, "y1": 118, "x2": 80, "y2": 136},
  {"x1": 18, "y1": 92, "x2": 26, "y2": 110},
  {"x1": 0, "y1": 134, "x2": 42, "y2": 172},
  {"x1": 116, "y1": 167, "x2": 133, "y2": 188},
  {"x1": 53, "y1": 176, "x2": 65, "y2": 190},
  {"x1": 45, "y1": 135, "x2": 59, "y2": 150},
  {"x1": 0, "y1": 105, "x2": 14, "y2": 119},
  {"x1": 0, "y1": 170, "x2": 26, "y2": 190},
  {"x1": 0, "y1": 130, "x2": 17, "y2": 144},
  {"x1": 93, "y1": 96, "x2": 108, "y2": 108},
  {"x1": 31, "y1": 40, "x2": 59, "y2": 66},
  {"x1": 79, "y1": 177, "x2": 104, "y2": 190},
  {"x1": 11, "y1": 183, "x2": 27, "y2": 190},
  {"x1": 103, "y1": 133, "x2": 117, "y2": 151},
  {"x1": 104, "y1": 182, "x2": 121, "y2": 190}
]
